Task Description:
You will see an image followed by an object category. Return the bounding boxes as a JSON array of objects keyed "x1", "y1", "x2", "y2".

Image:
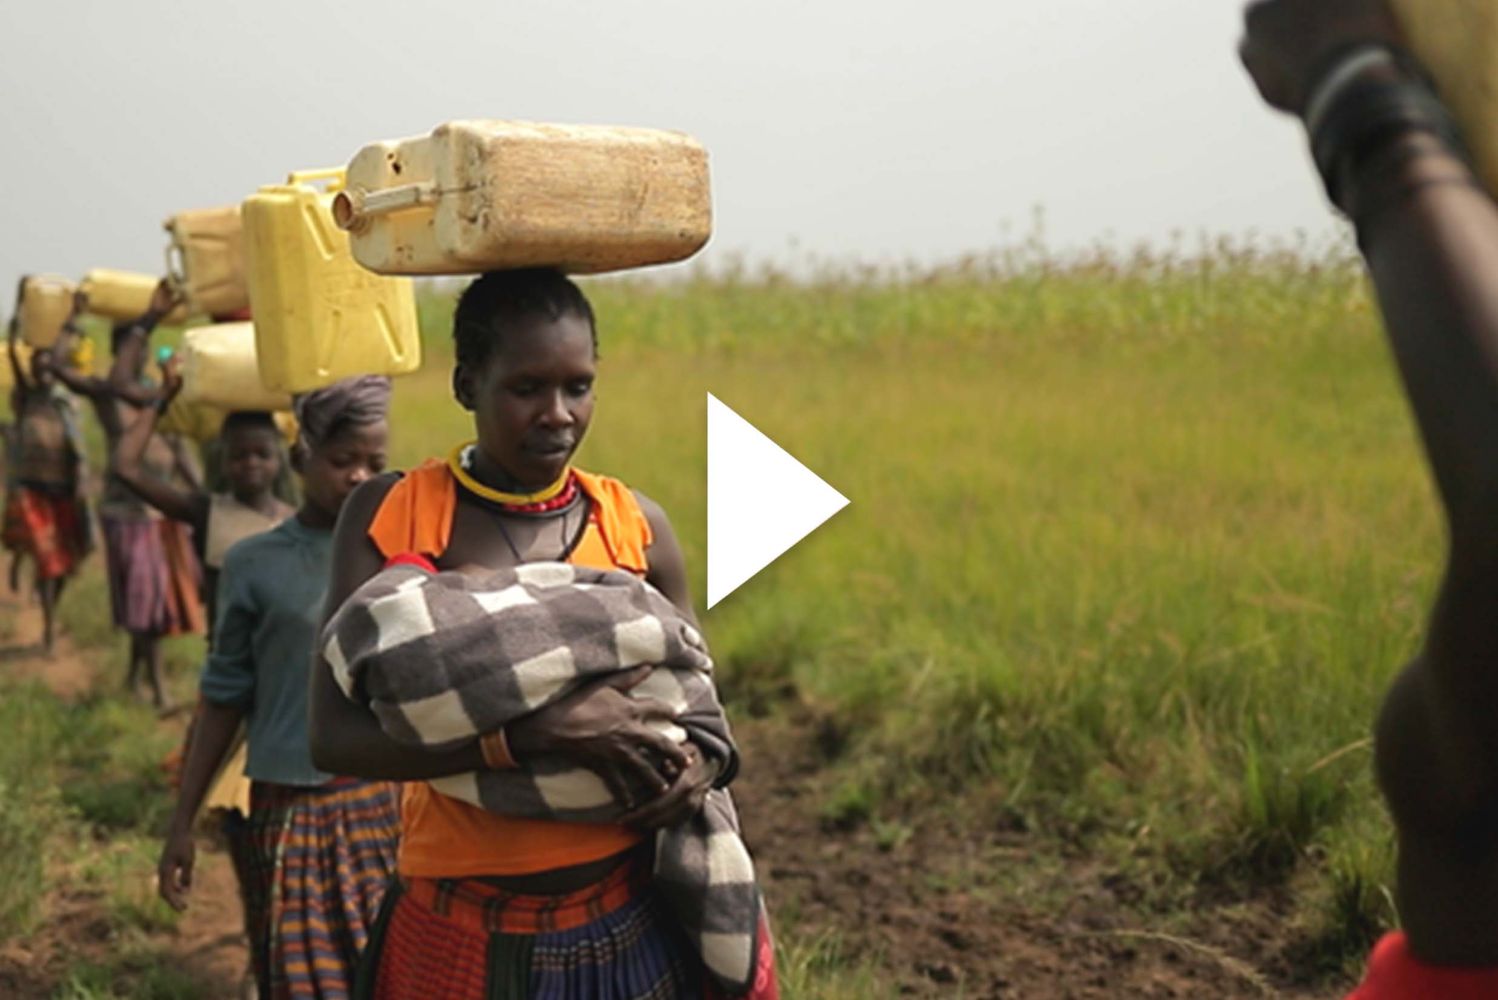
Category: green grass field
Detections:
[{"x1": 2, "y1": 240, "x2": 1433, "y2": 993}]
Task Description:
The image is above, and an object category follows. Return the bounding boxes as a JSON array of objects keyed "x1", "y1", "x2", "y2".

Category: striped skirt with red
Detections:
[
  {"x1": 240, "y1": 777, "x2": 401, "y2": 1000},
  {"x1": 354, "y1": 851, "x2": 779, "y2": 1000}
]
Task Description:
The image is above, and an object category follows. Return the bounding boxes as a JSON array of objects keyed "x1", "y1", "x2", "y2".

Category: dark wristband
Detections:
[{"x1": 1311, "y1": 75, "x2": 1470, "y2": 213}]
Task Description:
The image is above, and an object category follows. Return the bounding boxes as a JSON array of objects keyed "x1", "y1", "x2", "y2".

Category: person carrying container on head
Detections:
[
  {"x1": 110, "y1": 354, "x2": 294, "y2": 635},
  {"x1": 1241, "y1": 1, "x2": 1498, "y2": 996},
  {"x1": 310, "y1": 268, "x2": 778, "y2": 1000},
  {"x1": 157, "y1": 375, "x2": 401, "y2": 1000},
  {"x1": 4, "y1": 317, "x2": 92, "y2": 652},
  {"x1": 44, "y1": 279, "x2": 206, "y2": 707}
]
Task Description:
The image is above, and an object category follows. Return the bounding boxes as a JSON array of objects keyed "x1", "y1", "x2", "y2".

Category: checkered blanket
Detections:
[{"x1": 321, "y1": 560, "x2": 763, "y2": 995}]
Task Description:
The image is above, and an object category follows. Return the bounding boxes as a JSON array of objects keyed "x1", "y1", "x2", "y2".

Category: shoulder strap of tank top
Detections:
[
  {"x1": 572, "y1": 469, "x2": 653, "y2": 574},
  {"x1": 368, "y1": 459, "x2": 455, "y2": 560}
]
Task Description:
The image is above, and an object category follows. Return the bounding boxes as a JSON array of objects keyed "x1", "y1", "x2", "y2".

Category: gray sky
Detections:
[{"x1": 1, "y1": 0, "x2": 1339, "y2": 299}]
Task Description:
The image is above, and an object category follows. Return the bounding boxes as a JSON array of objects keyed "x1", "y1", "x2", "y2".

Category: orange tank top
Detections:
[{"x1": 368, "y1": 459, "x2": 654, "y2": 878}]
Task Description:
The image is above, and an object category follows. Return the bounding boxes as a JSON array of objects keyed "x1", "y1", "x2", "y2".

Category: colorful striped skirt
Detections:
[
  {"x1": 235, "y1": 777, "x2": 401, "y2": 1000},
  {"x1": 99, "y1": 514, "x2": 205, "y2": 636},
  {"x1": 355, "y1": 852, "x2": 725, "y2": 1000}
]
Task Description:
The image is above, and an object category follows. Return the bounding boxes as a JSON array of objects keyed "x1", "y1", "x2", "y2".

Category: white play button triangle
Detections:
[{"x1": 707, "y1": 393, "x2": 850, "y2": 608}]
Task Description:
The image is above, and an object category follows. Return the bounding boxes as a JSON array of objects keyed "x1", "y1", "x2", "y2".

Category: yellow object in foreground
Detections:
[
  {"x1": 164, "y1": 204, "x2": 249, "y2": 318},
  {"x1": 157, "y1": 397, "x2": 228, "y2": 443},
  {"x1": 79, "y1": 269, "x2": 188, "y2": 324},
  {"x1": 16, "y1": 275, "x2": 76, "y2": 349},
  {"x1": 1390, "y1": 0, "x2": 1498, "y2": 198},
  {"x1": 242, "y1": 168, "x2": 420, "y2": 393},
  {"x1": 2, "y1": 340, "x2": 35, "y2": 391},
  {"x1": 334, "y1": 119, "x2": 712, "y2": 276},
  {"x1": 178, "y1": 322, "x2": 293, "y2": 413}
]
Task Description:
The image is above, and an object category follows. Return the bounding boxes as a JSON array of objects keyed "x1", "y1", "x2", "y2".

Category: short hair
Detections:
[
  {"x1": 452, "y1": 268, "x2": 596, "y2": 371},
  {"x1": 220, "y1": 410, "x2": 278, "y2": 438}
]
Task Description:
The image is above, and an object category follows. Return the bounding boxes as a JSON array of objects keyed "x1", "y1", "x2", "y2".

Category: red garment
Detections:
[
  {"x1": 1347, "y1": 932, "x2": 1498, "y2": 999},
  {"x1": 2, "y1": 487, "x2": 85, "y2": 580}
]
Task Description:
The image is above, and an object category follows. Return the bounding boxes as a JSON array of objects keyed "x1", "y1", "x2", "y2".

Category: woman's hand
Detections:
[
  {"x1": 619, "y1": 741, "x2": 714, "y2": 831},
  {"x1": 157, "y1": 824, "x2": 196, "y2": 911},
  {"x1": 149, "y1": 278, "x2": 182, "y2": 318},
  {"x1": 1240, "y1": 0, "x2": 1404, "y2": 114},
  {"x1": 159, "y1": 354, "x2": 184, "y2": 404},
  {"x1": 506, "y1": 665, "x2": 691, "y2": 808}
]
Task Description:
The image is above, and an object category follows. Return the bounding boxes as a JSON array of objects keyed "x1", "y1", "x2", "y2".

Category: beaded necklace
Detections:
[
  {"x1": 447, "y1": 442, "x2": 579, "y2": 514},
  {"x1": 448, "y1": 442, "x2": 585, "y2": 563}
]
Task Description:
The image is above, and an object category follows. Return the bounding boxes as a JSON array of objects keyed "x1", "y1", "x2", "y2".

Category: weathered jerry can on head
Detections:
[
  {"x1": 333, "y1": 119, "x2": 712, "y2": 275},
  {"x1": 80, "y1": 269, "x2": 188, "y2": 323},
  {"x1": 242, "y1": 168, "x2": 420, "y2": 394},
  {"x1": 177, "y1": 321, "x2": 293, "y2": 413},
  {"x1": 1390, "y1": 0, "x2": 1498, "y2": 197},
  {"x1": 164, "y1": 205, "x2": 250, "y2": 318},
  {"x1": 16, "y1": 275, "x2": 77, "y2": 349}
]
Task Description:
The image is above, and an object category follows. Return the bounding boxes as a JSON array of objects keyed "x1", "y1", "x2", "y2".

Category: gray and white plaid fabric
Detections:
[{"x1": 321, "y1": 561, "x2": 762, "y2": 994}]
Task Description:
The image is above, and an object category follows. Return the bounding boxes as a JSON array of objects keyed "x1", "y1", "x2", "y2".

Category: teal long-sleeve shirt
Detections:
[{"x1": 200, "y1": 516, "x2": 333, "y2": 787}]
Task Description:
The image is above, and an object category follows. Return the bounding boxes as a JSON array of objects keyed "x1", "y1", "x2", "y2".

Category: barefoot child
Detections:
[
  {"x1": 4, "y1": 322, "x2": 90, "y2": 651},
  {"x1": 47, "y1": 282, "x2": 205, "y2": 705}
]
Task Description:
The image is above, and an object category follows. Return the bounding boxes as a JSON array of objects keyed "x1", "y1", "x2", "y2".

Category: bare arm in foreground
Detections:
[{"x1": 1244, "y1": 0, "x2": 1498, "y2": 965}]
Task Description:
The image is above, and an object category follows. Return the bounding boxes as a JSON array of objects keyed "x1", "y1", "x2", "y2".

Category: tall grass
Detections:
[{"x1": 397, "y1": 240, "x2": 1420, "y2": 969}]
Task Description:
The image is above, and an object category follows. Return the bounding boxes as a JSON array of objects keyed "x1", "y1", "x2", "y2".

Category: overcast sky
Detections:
[{"x1": 1, "y1": 0, "x2": 1341, "y2": 300}]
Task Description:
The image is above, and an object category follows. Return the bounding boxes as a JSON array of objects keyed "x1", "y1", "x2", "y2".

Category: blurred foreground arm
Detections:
[{"x1": 1244, "y1": 0, "x2": 1498, "y2": 966}]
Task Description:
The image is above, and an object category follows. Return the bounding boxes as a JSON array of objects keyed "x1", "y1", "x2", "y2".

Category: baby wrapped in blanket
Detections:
[{"x1": 320, "y1": 559, "x2": 764, "y2": 995}]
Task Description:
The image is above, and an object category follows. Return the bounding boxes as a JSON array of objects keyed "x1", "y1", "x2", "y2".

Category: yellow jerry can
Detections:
[
  {"x1": 178, "y1": 321, "x2": 293, "y2": 413},
  {"x1": 79, "y1": 269, "x2": 188, "y2": 323},
  {"x1": 333, "y1": 119, "x2": 712, "y2": 276},
  {"x1": 1390, "y1": 0, "x2": 1498, "y2": 197},
  {"x1": 16, "y1": 275, "x2": 77, "y2": 349},
  {"x1": 164, "y1": 205, "x2": 250, "y2": 318},
  {"x1": 157, "y1": 397, "x2": 229, "y2": 444},
  {"x1": 2, "y1": 340, "x2": 35, "y2": 392},
  {"x1": 242, "y1": 168, "x2": 420, "y2": 393}
]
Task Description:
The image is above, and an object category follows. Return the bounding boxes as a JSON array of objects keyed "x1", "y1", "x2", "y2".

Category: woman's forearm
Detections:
[
  {"x1": 309, "y1": 656, "x2": 487, "y2": 779},
  {"x1": 111, "y1": 402, "x2": 203, "y2": 523},
  {"x1": 166, "y1": 700, "x2": 245, "y2": 835},
  {"x1": 1357, "y1": 141, "x2": 1498, "y2": 552},
  {"x1": 106, "y1": 319, "x2": 164, "y2": 406}
]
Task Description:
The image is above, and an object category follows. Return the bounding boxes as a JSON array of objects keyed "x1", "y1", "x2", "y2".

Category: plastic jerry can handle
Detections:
[
  {"x1": 286, "y1": 167, "x2": 346, "y2": 192},
  {"x1": 164, "y1": 244, "x2": 187, "y2": 290}
]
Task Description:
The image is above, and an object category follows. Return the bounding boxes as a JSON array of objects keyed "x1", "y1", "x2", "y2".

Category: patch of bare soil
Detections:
[
  {"x1": 0, "y1": 587, "x2": 90, "y2": 699},
  {"x1": 731, "y1": 708, "x2": 1349, "y2": 999}
]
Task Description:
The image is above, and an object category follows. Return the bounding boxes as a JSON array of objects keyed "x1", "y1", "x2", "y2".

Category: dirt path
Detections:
[
  {"x1": 731, "y1": 707, "x2": 1341, "y2": 999},
  {"x1": 0, "y1": 588, "x2": 250, "y2": 999}
]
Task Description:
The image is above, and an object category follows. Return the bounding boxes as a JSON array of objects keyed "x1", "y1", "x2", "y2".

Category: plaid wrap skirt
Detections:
[{"x1": 236, "y1": 777, "x2": 401, "y2": 1000}]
